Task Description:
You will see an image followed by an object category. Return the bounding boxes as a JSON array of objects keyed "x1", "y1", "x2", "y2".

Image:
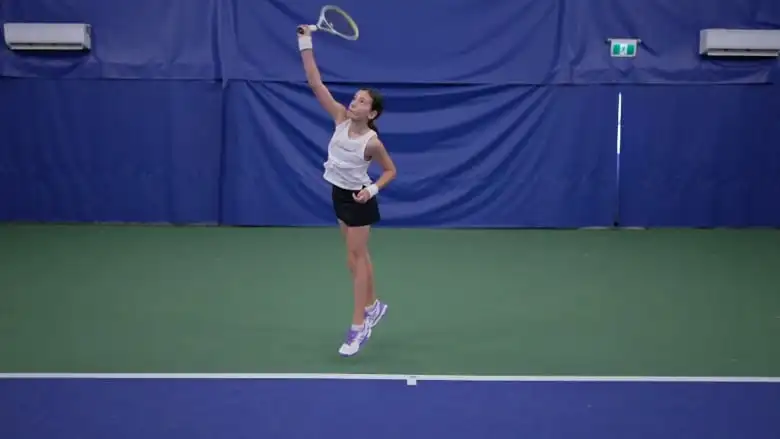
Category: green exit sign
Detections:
[{"x1": 609, "y1": 38, "x2": 639, "y2": 57}]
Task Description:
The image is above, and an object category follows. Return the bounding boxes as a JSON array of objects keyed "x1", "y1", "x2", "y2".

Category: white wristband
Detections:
[
  {"x1": 366, "y1": 184, "x2": 379, "y2": 198},
  {"x1": 298, "y1": 36, "x2": 312, "y2": 52}
]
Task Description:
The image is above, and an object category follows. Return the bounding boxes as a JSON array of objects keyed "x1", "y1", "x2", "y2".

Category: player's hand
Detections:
[
  {"x1": 352, "y1": 189, "x2": 371, "y2": 204},
  {"x1": 297, "y1": 25, "x2": 311, "y2": 37}
]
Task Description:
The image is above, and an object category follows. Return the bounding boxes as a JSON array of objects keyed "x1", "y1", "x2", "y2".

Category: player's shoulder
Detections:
[
  {"x1": 334, "y1": 118, "x2": 350, "y2": 130},
  {"x1": 366, "y1": 135, "x2": 385, "y2": 152}
]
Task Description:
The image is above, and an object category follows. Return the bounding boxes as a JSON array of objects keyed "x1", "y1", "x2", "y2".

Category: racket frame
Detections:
[{"x1": 300, "y1": 5, "x2": 359, "y2": 41}]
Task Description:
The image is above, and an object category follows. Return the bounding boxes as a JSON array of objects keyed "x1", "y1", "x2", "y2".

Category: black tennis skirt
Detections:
[{"x1": 331, "y1": 184, "x2": 381, "y2": 227}]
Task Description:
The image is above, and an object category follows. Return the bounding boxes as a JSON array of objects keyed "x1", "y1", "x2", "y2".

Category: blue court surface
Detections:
[{"x1": 1, "y1": 374, "x2": 778, "y2": 439}]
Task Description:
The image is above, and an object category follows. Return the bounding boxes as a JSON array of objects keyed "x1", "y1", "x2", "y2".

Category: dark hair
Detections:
[{"x1": 362, "y1": 88, "x2": 384, "y2": 133}]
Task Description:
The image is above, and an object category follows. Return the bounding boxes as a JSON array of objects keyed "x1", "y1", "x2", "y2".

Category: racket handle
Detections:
[{"x1": 297, "y1": 25, "x2": 318, "y2": 34}]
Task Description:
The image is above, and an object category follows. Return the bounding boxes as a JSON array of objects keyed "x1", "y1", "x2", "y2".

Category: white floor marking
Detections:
[{"x1": 0, "y1": 373, "x2": 778, "y2": 383}]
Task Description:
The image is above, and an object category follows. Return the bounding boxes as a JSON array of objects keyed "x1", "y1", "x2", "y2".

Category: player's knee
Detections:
[
  {"x1": 346, "y1": 228, "x2": 370, "y2": 261},
  {"x1": 348, "y1": 246, "x2": 368, "y2": 262}
]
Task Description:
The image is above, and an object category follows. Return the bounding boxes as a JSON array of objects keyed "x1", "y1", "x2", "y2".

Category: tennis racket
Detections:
[{"x1": 297, "y1": 5, "x2": 359, "y2": 41}]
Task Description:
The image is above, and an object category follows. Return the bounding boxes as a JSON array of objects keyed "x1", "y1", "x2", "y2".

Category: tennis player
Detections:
[{"x1": 297, "y1": 25, "x2": 395, "y2": 357}]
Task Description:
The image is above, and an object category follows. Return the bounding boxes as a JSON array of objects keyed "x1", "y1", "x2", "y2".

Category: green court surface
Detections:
[{"x1": 1, "y1": 224, "x2": 778, "y2": 377}]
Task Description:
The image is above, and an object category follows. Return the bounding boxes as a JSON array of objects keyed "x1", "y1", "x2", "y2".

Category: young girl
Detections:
[{"x1": 297, "y1": 26, "x2": 396, "y2": 357}]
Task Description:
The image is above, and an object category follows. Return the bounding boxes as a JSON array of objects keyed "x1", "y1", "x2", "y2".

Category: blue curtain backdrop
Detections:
[{"x1": 1, "y1": 0, "x2": 779, "y2": 227}]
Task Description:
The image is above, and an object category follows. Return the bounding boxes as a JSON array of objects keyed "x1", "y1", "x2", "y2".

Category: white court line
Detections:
[{"x1": 0, "y1": 373, "x2": 779, "y2": 383}]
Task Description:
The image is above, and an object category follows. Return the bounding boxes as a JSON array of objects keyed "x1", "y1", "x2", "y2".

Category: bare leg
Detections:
[
  {"x1": 344, "y1": 225, "x2": 372, "y2": 325},
  {"x1": 340, "y1": 221, "x2": 376, "y2": 306},
  {"x1": 365, "y1": 252, "x2": 376, "y2": 306}
]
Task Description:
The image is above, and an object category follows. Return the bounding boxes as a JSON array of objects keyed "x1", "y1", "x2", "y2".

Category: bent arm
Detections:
[
  {"x1": 299, "y1": 35, "x2": 347, "y2": 124},
  {"x1": 367, "y1": 138, "x2": 397, "y2": 192}
]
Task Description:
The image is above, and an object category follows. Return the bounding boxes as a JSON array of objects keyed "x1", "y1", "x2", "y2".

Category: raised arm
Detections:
[{"x1": 297, "y1": 26, "x2": 347, "y2": 124}]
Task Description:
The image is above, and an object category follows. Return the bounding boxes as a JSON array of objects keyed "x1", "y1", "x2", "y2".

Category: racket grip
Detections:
[{"x1": 297, "y1": 25, "x2": 318, "y2": 34}]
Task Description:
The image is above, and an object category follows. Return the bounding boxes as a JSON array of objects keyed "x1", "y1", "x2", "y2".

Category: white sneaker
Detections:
[
  {"x1": 365, "y1": 300, "x2": 388, "y2": 328},
  {"x1": 338, "y1": 324, "x2": 372, "y2": 357}
]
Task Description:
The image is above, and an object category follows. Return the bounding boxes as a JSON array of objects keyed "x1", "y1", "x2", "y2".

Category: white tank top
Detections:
[{"x1": 323, "y1": 119, "x2": 377, "y2": 190}]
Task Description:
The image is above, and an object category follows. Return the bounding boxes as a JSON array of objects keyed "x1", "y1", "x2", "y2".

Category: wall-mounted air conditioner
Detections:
[
  {"x1": 3, "y1": 22, "x2": 91, "y2": 51},
  {"x1": 699, "y1": 29, "x2": 780, "y2": 57}
]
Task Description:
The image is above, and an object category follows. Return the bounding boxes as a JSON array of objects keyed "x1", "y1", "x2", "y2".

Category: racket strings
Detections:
[{"x1": 321, "y1": 8, "x2": 357, "y2": 39}]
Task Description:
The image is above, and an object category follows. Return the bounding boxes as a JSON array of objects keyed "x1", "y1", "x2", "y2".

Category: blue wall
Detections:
[{"x1": 1, "y1": 0, "x2": 779, "y2": 227}]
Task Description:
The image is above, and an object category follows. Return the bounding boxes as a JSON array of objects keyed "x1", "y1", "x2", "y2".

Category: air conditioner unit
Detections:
[
  {"x1": 699, "y1": 29, "x2": 780, "y2": 57},
  {"x1": 3, "y1": 22, "x2": 91, "y2": 51}
]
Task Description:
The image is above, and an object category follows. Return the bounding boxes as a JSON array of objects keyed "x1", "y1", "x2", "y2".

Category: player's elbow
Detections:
[
  {"x1": 383, "y1": 166, "x2": 397, "y2": 181},
  {"x1": 307, "y1": 77, "x2": 325, "y2": 91}
]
